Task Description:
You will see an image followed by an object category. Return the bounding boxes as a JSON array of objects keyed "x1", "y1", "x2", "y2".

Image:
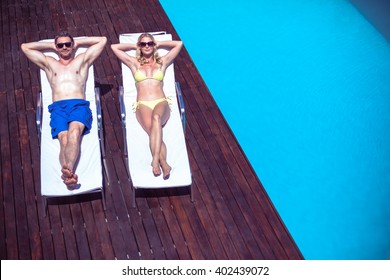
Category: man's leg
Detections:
[
  {"x1": 58, "y1": 131, "x2": 75, "y2": 186},
  {"x1": 61, "y1": 121, "x2": 84, "y2": 187},
  {"x1": 58, "y1": 131, "x2": 68, "y2": 168},
  {"x1": 64, "y1": 121, "x2": 84, "y2": 171}
]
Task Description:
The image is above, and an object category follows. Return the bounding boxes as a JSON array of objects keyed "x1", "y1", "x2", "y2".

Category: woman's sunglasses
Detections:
[
  {"x1": 139, "y1": 41, "x2": 155, "y2": 48},
  {"x1": 56, "y1": 42, "x2": 73, "y2": 49}
]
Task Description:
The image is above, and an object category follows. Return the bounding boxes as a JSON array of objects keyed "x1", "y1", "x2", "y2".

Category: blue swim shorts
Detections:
[{"x1": 48, "y1": 99, "x2": 93, "y2": 139}]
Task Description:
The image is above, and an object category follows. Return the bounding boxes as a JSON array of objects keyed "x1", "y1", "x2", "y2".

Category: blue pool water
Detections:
[{"x1": 160, "y1": 0, "x2": 390, "y2": 259}]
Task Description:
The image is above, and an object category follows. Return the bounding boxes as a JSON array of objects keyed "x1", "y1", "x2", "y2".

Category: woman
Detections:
[{"x1": 111, "y1": 33, "x2": 183, "y2": 179}]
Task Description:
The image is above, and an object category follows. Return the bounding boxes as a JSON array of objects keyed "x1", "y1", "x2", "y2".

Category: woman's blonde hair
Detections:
[{"x1": 136, "y1": 33, "x2": 162, "y2": 65}]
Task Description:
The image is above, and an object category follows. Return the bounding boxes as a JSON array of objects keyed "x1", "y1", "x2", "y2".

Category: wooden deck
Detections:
[
  {"x1": 0, "y1": 0, "x2": 303, "y2": 260},
  {"x1": 350, "y1": 0, "x2": 390, "y2": 43}
]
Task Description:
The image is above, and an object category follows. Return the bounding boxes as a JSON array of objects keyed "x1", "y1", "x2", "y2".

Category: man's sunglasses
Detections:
[
  {"x1": 56, "y1": 42, "x2": 73, "y2": 49},
  {"x1": 139, "y1": 41, "x2": 155, "y2": 48}
]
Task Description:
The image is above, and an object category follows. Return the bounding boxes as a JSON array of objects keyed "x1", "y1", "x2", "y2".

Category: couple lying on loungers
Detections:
[{"x1": 21, "y1": 31, "x2": 183, "y2": 190}]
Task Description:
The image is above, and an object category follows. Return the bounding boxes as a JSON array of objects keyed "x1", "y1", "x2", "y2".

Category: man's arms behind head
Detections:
[
  {"x1": 76, "y1": 36, "x2": 107, "y2": 66},
  {"x1": 20, "y1": 41, "x2": 55, "y2": 70}
]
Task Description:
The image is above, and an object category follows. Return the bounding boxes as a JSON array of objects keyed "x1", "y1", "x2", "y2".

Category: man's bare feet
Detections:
[
  {"x1": 64, "y1": 175, "x2": 78, "y2": 190},
  {"x1": 61, "y1": 166, "x2": 73, "y2": 179},
  {"x1": 61, "y1": 166, "x2": 78, "y2": 189}
]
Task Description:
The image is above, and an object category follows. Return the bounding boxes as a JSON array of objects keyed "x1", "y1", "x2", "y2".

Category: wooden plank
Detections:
[
  {"x1": 36, "y1": 202, "x2": 56, "y2": 259},
  {"x1": 100, "y1": 156, "x2": 136, "y2": 260},
  {"x1": 17, "y1": 94, "x2": 43, "y2": 259},
  {"x1": 57, "y1": 204, "x2": 79, "y2": 259},
  {"x1": 172, "y1": 154, "x2": 228, "y2": 259},
  {"x1": 0, "y1": 91, "x2": 9, "y2": 259},
  {"x1": 147, "y1": 196, "x2": 179, "y2": 259},
  {"x1": 13, "y1": 90, "x2": 33, "y2": 260},
  {"x1": 158, "y1": 196, "x2": 192, "y2": 259},
  {"x1": 4, "y1": 87, "x2": 20, "y2": 260},
  {"x1": 79, "y1": 199, "x2": 109, "y2": 260},
  {"x1": 168, "y1": 190, "x2": 216, "y2": 260},
  {"x1": 137, "y1": 194, "x2": 166, "y2": 259},
  {"x1": 69, "y1": 202, "x2": 92, "y2": 259},
  {"x1": 47, "y1": 205, "x2": 67, "y2": 259}
]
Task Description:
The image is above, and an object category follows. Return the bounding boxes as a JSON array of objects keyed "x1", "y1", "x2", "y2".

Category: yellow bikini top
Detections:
[{"x1": 133, "y1": 65, "x2": 164, "y2": 83}]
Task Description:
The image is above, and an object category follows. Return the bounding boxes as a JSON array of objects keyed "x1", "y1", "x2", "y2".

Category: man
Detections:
[{"x1": 21, "y1": 32, "x2": 107, "y2": 189}]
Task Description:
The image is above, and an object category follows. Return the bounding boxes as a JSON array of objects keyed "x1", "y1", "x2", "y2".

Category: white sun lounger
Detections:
[
  {"x1": 36, "y1": 38, "x2": 107, "y2": 215},
  {"x1": 118, "y1": 32, "x2": 192, "y2": 207}
]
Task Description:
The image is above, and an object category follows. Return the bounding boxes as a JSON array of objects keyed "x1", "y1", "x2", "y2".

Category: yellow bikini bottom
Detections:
[{"x1": 132, "y1": 96, "x2": 172, "y2": 112}]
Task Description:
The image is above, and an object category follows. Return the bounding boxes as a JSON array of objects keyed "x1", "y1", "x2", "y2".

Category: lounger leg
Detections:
[
  {"x1": 101, "y1": 185, "x2": 107, "y2": 211},
  {"x1": 100, "y1": 133, "x2": 110, "y2": 191},
  {"x1": 119, "y1": 86, "x2": 131, "y2": 178},
  {"x1": 99, "y1": 127, "x2": 110, "y2": 185},
  {"x1": 102, "y1": 158, "x2": 110, "y2": 188},
  {"x1": 132, "y1": 187, "x2": 136, "y2": 208},
  {"x1": 43, "y1": 197, "x2": 48, "y2": 217},
  {"x1": 95, "y1": 86, "x2": 110, "y2": 211}
]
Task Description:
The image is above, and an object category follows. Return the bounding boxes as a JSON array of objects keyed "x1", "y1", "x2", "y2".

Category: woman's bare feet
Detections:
[
  {"x1": 160, "y1": 161, "x2": 172, "y2": 180},
  {"x1": 151, "y1": 160, "x2": 162, "y2": 177}
]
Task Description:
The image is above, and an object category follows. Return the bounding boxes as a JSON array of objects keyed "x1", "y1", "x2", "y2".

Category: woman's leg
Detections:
[
  {"x1": 136, "y1": 100, "x2": 171, "y2": 177},
  {"x1": 159, "y1": 141, "x2": 172, "y2": 179},
  {"x1": 152, "y1": 101, "x2": 171, "y2": 178},
  {"x1": 136, "y1": 105, "x2": 160, "y2": 175}
]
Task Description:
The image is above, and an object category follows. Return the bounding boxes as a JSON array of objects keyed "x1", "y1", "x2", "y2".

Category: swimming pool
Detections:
[{"x1": 160, "y1": 0, "x2": 390, "y2": 259}]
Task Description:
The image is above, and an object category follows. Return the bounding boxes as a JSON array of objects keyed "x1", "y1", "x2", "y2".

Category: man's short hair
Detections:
[{"x1": 54, "y1": 31, "x2": 74, "y2": 44}]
